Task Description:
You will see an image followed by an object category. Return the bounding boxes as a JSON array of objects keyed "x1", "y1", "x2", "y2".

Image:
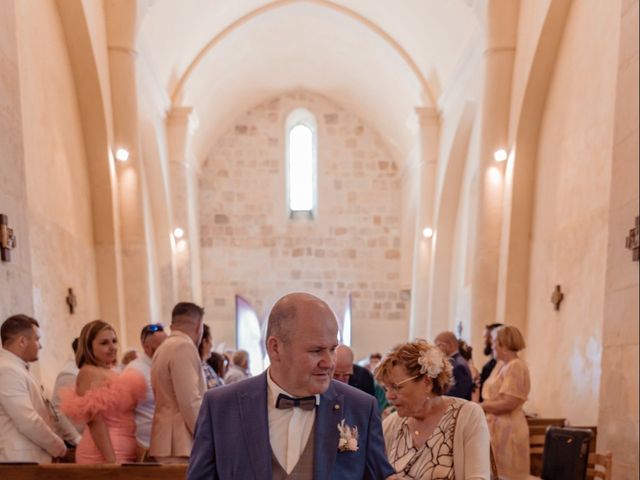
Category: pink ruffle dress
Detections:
[{"x1": 60, "y1": 369, "x2": 146, "y2": 463}]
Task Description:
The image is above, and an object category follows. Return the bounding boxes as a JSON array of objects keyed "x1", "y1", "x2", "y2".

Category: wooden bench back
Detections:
[
  {"x1": 527, "y1": 416, "x2": 566, "y2": 476},
  {"x1": 586, "y1": 452, "x2": 613, "y2": 480},
  {"x1": 0, "y1": 463, "x2": 187, "y2": 480}
]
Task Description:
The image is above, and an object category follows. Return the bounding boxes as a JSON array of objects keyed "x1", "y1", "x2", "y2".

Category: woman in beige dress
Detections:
[{"x1": 481, "y1": 325, "x2": 531, "y2": 475}]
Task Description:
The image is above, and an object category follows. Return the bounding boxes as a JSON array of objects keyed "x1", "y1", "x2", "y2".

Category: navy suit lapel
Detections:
[
  {"x1": 314, "y1": 382, "x2": 344, "y2": 479},
  {"x1": 238, "y1": 372, "x2": 272, "y2": 480}
]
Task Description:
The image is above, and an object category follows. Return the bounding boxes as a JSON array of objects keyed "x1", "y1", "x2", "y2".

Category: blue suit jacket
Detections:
[
  {"x1": 187, "y1": 372, "x2": 394, "y2": 480},
  {"x1": 446, "y1": 352, "x2": 473, "y2": 400}
]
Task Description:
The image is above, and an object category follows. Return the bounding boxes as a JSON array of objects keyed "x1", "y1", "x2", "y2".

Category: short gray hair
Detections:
[{"x1": 266, "y1": 296, "x2": 298, "y2": 344}]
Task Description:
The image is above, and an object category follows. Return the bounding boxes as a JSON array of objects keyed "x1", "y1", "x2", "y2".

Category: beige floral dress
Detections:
[
  {"x1": 482, "y1": 358, "x2": 530, "y2": 475},
  {"x1": 383, "y1": 402, "x2": 462, "y2": 479}
]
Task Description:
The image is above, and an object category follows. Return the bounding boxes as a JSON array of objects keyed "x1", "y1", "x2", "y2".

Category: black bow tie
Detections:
[{"x1": 275, "y1": 393, "x2": 317, "y2": 411}]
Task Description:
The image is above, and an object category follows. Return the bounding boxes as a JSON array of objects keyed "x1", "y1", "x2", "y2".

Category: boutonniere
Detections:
[{"x1": 337, "y1": 419, "x2": 359, "y2": 452}]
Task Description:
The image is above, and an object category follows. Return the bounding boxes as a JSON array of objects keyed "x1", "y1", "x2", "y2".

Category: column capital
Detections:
[
  {"x1": 167, "y1": 106, "x2": 199, "y2": 133},
  {"x1": 485, "y1": 0, "x2": 520, "y2": 51},
  {"x1": 415, "y1": 107, "x2": 440, "y2": 129}
]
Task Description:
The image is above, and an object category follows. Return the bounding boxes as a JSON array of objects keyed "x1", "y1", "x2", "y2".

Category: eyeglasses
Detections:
[
  {"x1": 141, "y1": 323, "x2": 164, "y2": 340},
  {"x1": 382, "y1": 374, "x2": 422, "y2": 394}
]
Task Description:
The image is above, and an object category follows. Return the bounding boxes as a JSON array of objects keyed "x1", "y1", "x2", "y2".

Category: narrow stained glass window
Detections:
[
  {"x1": 289, "y1": 125, "x2": 313, "y2": 211},
  {"x1": 286, "y1": 109, "x2": 317, "y2": 215}
]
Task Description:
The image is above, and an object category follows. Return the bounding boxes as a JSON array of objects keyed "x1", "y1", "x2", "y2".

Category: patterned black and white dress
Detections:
[{"x1": 383, "y1": 401, "x2": 462, "y2": 479}]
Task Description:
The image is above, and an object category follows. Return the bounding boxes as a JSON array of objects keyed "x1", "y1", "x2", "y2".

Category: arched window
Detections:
[{"x1": 285, "y1": 109, "x2": 317, "y2": 215}]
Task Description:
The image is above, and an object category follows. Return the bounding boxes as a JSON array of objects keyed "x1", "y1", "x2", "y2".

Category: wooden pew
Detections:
[{"x1": 0, "y1": 463, "x2": 187, "y2": 480}]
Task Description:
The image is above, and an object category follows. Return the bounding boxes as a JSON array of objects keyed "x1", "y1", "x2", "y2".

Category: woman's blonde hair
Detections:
[
  {"x1": 76, "y1": 320, "x2": 116, "y2": 368},
  {"x1": 495, "y1": 325, "x2": 526, "y2": 352},
  {"x1": 374, "y1": 339, "x2": 453, "y2": 395}
]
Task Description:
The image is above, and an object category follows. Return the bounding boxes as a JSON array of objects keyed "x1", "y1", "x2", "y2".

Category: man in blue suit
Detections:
[
  {"x1": 435, "y1": 331, "x2": 474, "y2": 400},
  {"x1": 187, "y1": 292, "x2": 396, "y2": 479}
]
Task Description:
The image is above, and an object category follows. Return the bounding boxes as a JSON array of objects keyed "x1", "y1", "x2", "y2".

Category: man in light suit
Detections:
[
  {"x1": 187, "y1": 292, "x2": 395, "y2": 480},
  {"x1": 435, "y1": 330, "x2": 474, "y2": 400},
  {"x1": 0, "y1": 314, "x2": 67, "y2": 463},
  {"x1": 150, "y1": 303, "x2": 206, "y2": 463}
]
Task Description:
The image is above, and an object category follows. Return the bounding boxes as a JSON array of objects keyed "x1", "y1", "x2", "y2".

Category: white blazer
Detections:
[{"x1": 0, "y1": 348, "x2": 66, "y2": 463}]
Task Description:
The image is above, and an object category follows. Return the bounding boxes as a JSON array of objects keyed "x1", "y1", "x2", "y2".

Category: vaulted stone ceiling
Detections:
[{"x1": 138, "y1": 0, "x2": 481, "y2": 164}]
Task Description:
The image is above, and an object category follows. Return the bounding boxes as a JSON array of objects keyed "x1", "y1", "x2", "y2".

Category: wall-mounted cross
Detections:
[
  {"x1": 0, "y1": 214, "x2": 17, "y2": 262},
  {"x1": 551, "y1": 285, "x2": 564, "y2": 311},
  {"x1": 625, "y1": 215, "x2": 639, "y2": 262},
  {"x1": 66, "y1": 288, "x2": 77, "y2": 315}
]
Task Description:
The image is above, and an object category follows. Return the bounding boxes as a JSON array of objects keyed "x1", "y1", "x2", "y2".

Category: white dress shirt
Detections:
[
  {"x1": 51, "y1": 359, "x2": 83, "y2": 445},
  {"x1": 267, "y1": 370, "x2": 319, "y2": 474},
  {"x1": 125, "y1": 354, "x2": 154, "y2": 448}
]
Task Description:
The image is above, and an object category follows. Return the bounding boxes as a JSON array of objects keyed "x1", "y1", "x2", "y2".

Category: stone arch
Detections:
[
  {"x1": 169, "y1": 0, "x2": 436, "y2": 106},
  {"x1": 428, "y1": 102, "x2": 476, "y2": 337},
  {"x1": 497, "y1": 0, "x2": 574, "y2": 329},
  {"x1": 57, "y1": 0, "x2": 126, "y2": 336}
]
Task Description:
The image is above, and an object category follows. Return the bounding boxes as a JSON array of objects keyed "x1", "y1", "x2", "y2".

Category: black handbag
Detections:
[{"x1": 541, "y1": 426, "x2": 593, "y2": 480}]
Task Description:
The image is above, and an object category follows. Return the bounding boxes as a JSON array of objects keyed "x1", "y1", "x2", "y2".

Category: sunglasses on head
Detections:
[{"x1": 142, "y1": 323, "x2": 164, "y2": 339}]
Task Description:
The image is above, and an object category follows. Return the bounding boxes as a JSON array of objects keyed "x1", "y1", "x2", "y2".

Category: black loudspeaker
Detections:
[{"x1": 541, "y1": 426, "x2": 593, "y2": 480}]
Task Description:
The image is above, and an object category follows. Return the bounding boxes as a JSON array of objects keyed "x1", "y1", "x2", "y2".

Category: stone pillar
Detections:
[
  {"x1": 470, "y1": 0, "x2": 520, "y2": 346},
  {"x1": 409, "y1": 107, "x2": 440, "y2": 339},
  {"x1": 166, "y1": 106, "x2": 202, "y2": 303},
  {"x1": 105, "y1": 0, "x2": 152, "y2": 347},
  {"x1": 597, "y1": 1, "x2": 639, "y2": 478}
]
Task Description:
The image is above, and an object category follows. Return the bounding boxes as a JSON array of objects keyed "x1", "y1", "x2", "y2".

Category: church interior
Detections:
[{"x1": 0, "y1": 0, "x2": 637, "y2": 477}]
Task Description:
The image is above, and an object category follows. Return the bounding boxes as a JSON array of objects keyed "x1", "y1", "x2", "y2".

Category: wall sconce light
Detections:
[
  {"x1": 173, "y1": 227, "x2": 184, "y2": 239},
  {"x1": 422, "y1": 227, "x2": 434, "y2": 239},
  {"x1": 115, "y1": 148, "x2": 130, "y2": 162},
  {"x1": 493, "y1": 149, "x2": 508, "y2": 162}
]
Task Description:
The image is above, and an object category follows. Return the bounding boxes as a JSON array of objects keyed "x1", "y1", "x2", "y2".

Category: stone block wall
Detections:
[{"x1": 199, "y1": 91, "x2": 409, "y2": 358}]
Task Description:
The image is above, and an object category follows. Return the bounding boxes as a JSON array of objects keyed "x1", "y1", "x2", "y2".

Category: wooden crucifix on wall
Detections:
[
  {"x1": 0, "y1": 214, "x2": 17, "y2": 262},
  {"x1": 551, "y1": 285, "x2": 564, "y2": 311},
  {"x1": 625, "y1": 215, "x2": 639, "y2": 262},
  {"x1": 66, "y1": 288, "x2": 77, "y2": 314}
]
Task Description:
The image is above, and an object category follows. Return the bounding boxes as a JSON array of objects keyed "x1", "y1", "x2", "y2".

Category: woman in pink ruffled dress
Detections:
[{"x1": 61, "y1": 320, "x2": 145, "y2": 463}]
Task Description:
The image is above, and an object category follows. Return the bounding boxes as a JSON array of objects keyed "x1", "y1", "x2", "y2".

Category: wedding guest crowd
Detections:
[{"x1": 1, "y1": 295, "x2": 531, "y2": 480}]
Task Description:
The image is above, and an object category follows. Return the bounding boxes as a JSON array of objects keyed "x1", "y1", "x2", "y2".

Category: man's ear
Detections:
[
  {"x1": 16, "y1": 334, "x2": 27, "y2": 349},
  {"x1": 266, "y1": 336, "x2": 280, "y2": 361}
]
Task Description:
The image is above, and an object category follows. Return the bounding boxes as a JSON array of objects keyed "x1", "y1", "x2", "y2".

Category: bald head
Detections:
[
  {"x1": 266, "y1": 292, "x2": 335, "y2": 344},
  {"x1": 435, "y1": 331, "x2": 458, "y2": 356},
  {"x1": 266, "y1": 292, "x2": 339, "y2": 396},
  {"x1": 334, "y1": 344, "x2": 354, "y2": 383}
]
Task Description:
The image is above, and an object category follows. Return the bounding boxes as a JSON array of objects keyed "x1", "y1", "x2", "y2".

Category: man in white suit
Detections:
[
  {"x1": 150, "y1": 303, "x2": 206, "y2": 463},
  {"x1": 0, "y1": 314, "x2": 67, "y2": 463}
]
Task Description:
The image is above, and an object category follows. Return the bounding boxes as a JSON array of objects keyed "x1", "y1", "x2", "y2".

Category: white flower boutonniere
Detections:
[{"x1": 337, "y1": 419, "x2": 359, "y2": 452}]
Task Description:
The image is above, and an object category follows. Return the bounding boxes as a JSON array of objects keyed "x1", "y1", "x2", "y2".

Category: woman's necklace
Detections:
[{"x1": 410, "y1": 398, "x2": 447, "y2": 436}]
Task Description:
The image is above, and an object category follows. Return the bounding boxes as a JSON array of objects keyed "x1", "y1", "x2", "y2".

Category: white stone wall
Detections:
[
  {"x1": 199, "y1": 91, "x2": 409, "y2": 359},
  {"x1": 15, "y1": 0, "x2": 100, "y2": 390},
  {"x1": 0, "y1": 0, "x2": 34, "y2": 321},
  {"x1": 524, "y1": 0, "x2": 620, "y2": 425},
  {"x1": 597, "y1": 0, "x2": 639, "y2": 478}
]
